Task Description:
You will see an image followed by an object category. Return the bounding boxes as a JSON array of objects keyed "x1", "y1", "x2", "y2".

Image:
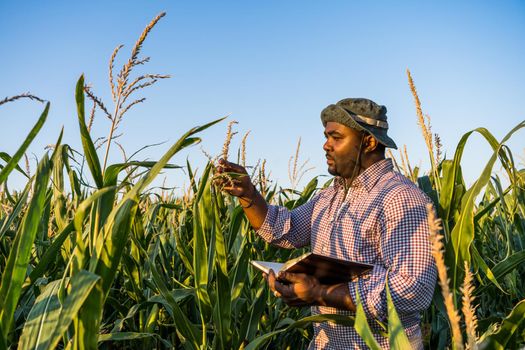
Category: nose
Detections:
[{"x1": 323, "y1": 139, "x2": 331, "y2": 152}]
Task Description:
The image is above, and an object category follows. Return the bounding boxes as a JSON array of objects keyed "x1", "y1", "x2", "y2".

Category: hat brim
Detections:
[{"x1": 321, "y1": 104, "x2": 397, "y2": 149}]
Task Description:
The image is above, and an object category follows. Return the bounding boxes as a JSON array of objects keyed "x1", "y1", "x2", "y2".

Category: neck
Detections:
[
  {"x1": 344, "y1": 165, "x2": 365, "y2": 187},
  {"x1": 343, "y1": 154, "x2": 385, "y2": 187}
]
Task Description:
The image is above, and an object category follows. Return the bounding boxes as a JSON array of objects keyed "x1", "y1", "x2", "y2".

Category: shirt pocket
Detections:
[
  {"x1": 354, "y1": 226, "x2": 379, "y2": 263},
  {"x1": 338, "y1": 213, "x2": 378, "y2": 263}
]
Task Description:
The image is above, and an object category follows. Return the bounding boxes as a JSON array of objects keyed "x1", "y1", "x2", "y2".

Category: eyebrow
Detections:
[{"x1": 324, "y1": 130, "x2": 343, "y2": 137}]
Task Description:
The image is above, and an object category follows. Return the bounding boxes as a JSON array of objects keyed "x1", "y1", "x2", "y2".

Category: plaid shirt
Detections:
[{"x1": 257, "y1": 159, "x2": 437, "y2": 349}]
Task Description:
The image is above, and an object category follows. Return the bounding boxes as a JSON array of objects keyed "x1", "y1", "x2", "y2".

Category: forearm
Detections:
[
  {"x1": 316, "y1": 283, "x2": 356, "y2": 311},
  {"x1": 239, "y1": 185, "x2": 268, "y2": 230},
  {"x1": 242, "y1": 183, "x2": 317, "y2": 248}
]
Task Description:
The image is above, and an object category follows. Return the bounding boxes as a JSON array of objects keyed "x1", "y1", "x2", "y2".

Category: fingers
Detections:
[
  {"x1": 216, "y1": 159, "x2": 252, "y2": 195},
  {"x1": 220, "y1": 183, "x2": 249, "y2": 198},
  {"x1": 217, "y1": 158, "x2": 246, "y2": 174},
  {"x1": 267, "y1": 270, "x2": 278, "y2": 293},
  {"x1": 268, "y1": 269, "x2": 286, "y2": 298},
  {"x1": 278, "y1": 272, "x2": 309, "y2": 284}
]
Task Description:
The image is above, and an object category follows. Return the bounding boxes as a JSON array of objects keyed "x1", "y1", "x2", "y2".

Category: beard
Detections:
[
  {"x1": 327, "y1": 159, "x2": 360, "y2": 179},
  {"x1": 327, "y1": 164, "x2": 338, "y2": 176},
  {"x1": 326, "y1": 156, "x2": 339, "y2": 176}
]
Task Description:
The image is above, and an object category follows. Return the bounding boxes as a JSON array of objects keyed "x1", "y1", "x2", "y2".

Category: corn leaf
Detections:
[
  {"x1": 0, "y1": 152, "x2": 29, "y2": 178},
  {"x1": 479, "y1": 299, "x2": 525, "y2": 349},
  {"x1": 98, "y1": 332, "x2": 172, "y2": 348},
  {"x1": 386, "y1": 277, "x2": 412, "y2": 349},
  {"x1": 18, "y1": 270, "x2": 99, "y2": 350},
  {"x1": 245, "y1": 314, "x2": 354, "y2": 350},
  {"x1": 75, "y1": 75, "x2": 103, "y2": 188},
  {"x1": 28, "y1": 220, "x2": 74, "y2": 284},
  {"x1": 0, "y1": 154, "x2": 51, "y2": 340},
  {"x1": 98, "y1": 161, "x2": 181, "y2": 230},
  {"x1": 150, "y1": 262, "x2": 201, "y2": 349},
  {"x1": 446, "y1": 121, "x2": 525, "y2": 293},
  {"x1": 471, "y1": 244, "x2": 505, "y2": 294},
  {"x1": 476, "y1": 250, "x2": 525, "y2": 295},
  {"x1": 0, "y1": 102, "x2": 49, "y2": 185},
  {"x1": 0, "y1": 185, "x2": 29, "y2": 241},
  {"x1": 241, "y1": 283, "x2": 267, "y2": 342},
  {"x1": 354, "y1": 287, "x2": 382, "y2": 350},
  {"x1": 212, "y1": 186, "x2": 232, "y2": 349},
  {"x1": 52, "y1": 145, "x2": 69, "y2": 231},
  {"x1": 192, "y1": 164, "x2": 213, "y2": 323}
]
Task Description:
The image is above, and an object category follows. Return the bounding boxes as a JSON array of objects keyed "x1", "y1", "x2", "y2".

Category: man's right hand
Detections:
[
  {"x1": 216, "y1": 159, "x2": 255, "y2": 199},
  {"x1": 216, "y1": 158, "x2": 268, "y2": 230}
]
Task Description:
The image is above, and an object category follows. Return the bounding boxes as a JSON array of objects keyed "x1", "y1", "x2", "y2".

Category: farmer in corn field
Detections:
[{"x1": 218, "y1": 98, "x2": 437, "y2": 349}]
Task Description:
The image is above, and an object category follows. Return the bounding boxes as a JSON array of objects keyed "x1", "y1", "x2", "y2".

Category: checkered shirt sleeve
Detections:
[{"x1": 256, "y1": 193, "x2": 322, "y2": 249}]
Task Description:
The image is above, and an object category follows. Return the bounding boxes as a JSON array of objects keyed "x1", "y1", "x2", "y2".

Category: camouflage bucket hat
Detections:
[{"x1": 320, "y1": 98, "x2": 397, "y2": 149}]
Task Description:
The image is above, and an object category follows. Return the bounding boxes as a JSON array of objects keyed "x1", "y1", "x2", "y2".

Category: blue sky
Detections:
[{"x1": 1, "y1": 1, "x2": 524, "y2": 191}]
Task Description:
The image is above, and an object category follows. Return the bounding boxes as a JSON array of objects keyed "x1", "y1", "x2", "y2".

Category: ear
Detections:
[{"x1": 363, "y1": 135, "x2": 379, "y2": 153}]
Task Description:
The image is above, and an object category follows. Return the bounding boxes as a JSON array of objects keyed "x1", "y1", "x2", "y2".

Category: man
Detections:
[{"x1": 218, "y1": 98, "x2": 437, "y2": 349}]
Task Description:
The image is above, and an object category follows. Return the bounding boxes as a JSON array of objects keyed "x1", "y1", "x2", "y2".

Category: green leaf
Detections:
[
  {"x1": 446, "y1": 121, "x2": 525, "y2": 293},
  {"x1": 0, "y1": 152, "x2": 29, "y2": 178},
  {"x1": 98, "y1": 161, "x2": 181, "y2": 229},
  {"x1": 18, "y1": 270, "x2": 100, "y2": 350},
  {"x1": 476, "y1": 250, "x2": 525, "y2": 295},
  {"x1": 28, "y1": 221, "x2": 75, "y2": 284},
  {"x1": 72, "y1": 186, "x2": 116, "y2": 273},
  {"x1": 354, "y1": 287, "x2": 382, "y2": 350},
  {"x1": 229, "y1": 237, "x2": 250, "y2": 300},
  {"x1": 471, "y1": 244, "x2": 505, "y2": 294},
  {"x1": 0, "y1": 327, "x2": 6, "y2": 350},
  {"x1": 0, "y1": 102, "x2": 49, "y2": 185},
  {"x1": 212, "y1": 186, "x2": 232, "y2": 349},
  {"x1": 0, "y1": 185, "x2": 29, "y2": 241},
  {"x1": 386, "y1": 277, "x2": 412, "y2": 349},
  {"x1": 98, "y1": 332, "x2": 155, "y2": 341},
  {"x1": 241, "y1": 284, "x2": 267, "y2": 342},
  {"x1": 98, "y1": 332, "x2": 172, "y2": 348},
  {"x1": 74, "y1": 186, "x2": 117, "y2": 236},
  {"x1": 75, "y1": 75, "x2": 103, "y2": 188},
  {"x1": 244, "y1": 329, "x2": 287, "y2": 350},
  {"x1": 186, "y1": 157, "x2": 198, "y2": 195},
  {"x1": 245, "y1": 314, "x2": 354, "y2": 350},
  {"x1": 150, "y1": 262, "x2": 201, "y2": 349},
  {"x1": 192, "y1": 164, "x2": 213, "y2": 322},
  {"x1": 439, "y1": 159, "x2": 461, "y2": 228},
  {"x1": 479, "y1": 299, "x2": 525, "y2": 349},
  {"x1": 0, "y1": 154, "x2": 52, "y2": 340}
]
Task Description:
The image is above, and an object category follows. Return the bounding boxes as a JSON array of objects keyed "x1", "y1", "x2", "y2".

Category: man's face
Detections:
[{"x1": 323, "y1": 122, "x2": 364, "y2": 179}]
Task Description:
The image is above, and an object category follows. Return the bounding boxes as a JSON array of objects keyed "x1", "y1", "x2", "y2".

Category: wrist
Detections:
[
  {"x1": 239, "y1": 183, "x2": 256, "y2": 208},
  {"x1": 240, "y1": 196, "x2": 254, "y2": 208}
]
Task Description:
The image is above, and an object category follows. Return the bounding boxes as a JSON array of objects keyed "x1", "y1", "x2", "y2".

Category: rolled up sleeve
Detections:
[{"x1": 256, "y1": 193, "x2": 321, "y2": 249}]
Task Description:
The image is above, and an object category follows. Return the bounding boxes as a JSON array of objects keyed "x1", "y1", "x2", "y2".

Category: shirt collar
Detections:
[{"x1": 333, "y1": 158, "x2": 393, "y2": 192}]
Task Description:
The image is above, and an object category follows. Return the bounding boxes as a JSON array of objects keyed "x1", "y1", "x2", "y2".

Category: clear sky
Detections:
[{"x1": 1, "y1": 0, "x2": 524, "y2": 192}]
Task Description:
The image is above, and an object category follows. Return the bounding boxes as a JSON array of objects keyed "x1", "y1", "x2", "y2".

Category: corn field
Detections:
[{"x1": 1, "y1": 13, "x2": 525, "y2": 350}]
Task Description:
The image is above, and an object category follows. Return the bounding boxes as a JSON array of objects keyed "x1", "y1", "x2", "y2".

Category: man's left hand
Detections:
[{"x1": 265, "y1": 270, "x2": 324, "y2": 307}]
